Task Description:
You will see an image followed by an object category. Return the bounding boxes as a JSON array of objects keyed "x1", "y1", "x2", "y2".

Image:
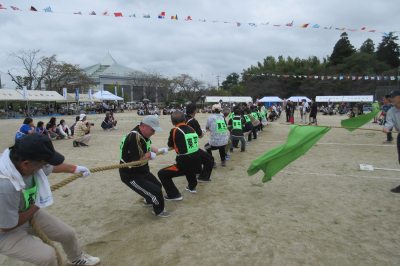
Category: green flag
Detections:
[
  {"x1": 247, "y1": 125, "x2": 330, "y2": 182},
  {"x1": 341, "y1": 103, "x2": 380, "y2": 131}
]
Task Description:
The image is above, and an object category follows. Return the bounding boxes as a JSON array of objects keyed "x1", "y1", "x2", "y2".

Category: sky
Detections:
[{"x1": 0, "y1": 0, "x2": 399, "y2": 89}]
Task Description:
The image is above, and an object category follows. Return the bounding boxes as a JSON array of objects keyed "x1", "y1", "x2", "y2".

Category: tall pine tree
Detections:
[
  {"x1": 330, "y1": 32, "x2": 356, "y2": 66},
  {"x1": 359, "y1": 38, "x2": 375, "y2": 54},
  {"x1": 376, "y1": 33, "x2": 400, "y2": 68}
]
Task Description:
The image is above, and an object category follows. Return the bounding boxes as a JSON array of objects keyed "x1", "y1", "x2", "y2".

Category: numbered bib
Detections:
[
  {"x1": 244, "y1": 115, "x2": 251, "y2": 123},
  {"x1": 216, "y1": 119, "x2": 227, "y2": 133},
  {"x1": 232, "y1": 119, "x2": 242, "y2": 130},
  {"x1": 251, "y1": 112, "x2": 258, "y2": 120},
  {"x1": 184, "y1": 133, "x2": 199, "y2": 154}
]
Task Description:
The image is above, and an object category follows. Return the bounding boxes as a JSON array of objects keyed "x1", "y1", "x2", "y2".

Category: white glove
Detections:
[
  {"x1": 201, "y1": 129, "x2": 207, "y2": 134},
  {"x1": 151, "y1": 152, "x2": 157, "y2": 160},
  {"x1": 158, "y1": 148, "x2": 169, "y2": 155},
  {"x1": 74, "y1": 165, "x2": 91, "y2": 178}
]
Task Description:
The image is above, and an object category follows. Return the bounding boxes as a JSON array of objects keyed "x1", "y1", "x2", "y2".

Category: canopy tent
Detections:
[
  {"x1": 93, "y1": 91, "x2": 123, "y2": 101},
  {"x1": 205, "y1": 96, "x2": 252, "y2": 103},
  {"x1": 316, "y1": 95, "x2": 374, "y2": 102},
  {"x1": 0, "y1": 89, "x2": 25, "y2": 101},
  {"x1": 342, "y1": 95, "x2": 374, "y2": 102},
  {"x1": 21, "y1": 90, "x2": 66, "y2": 102},
  {"x1": 287, "y1": 96, "x2": 311, "y2": 102},
  {"x1": 67, "y1": 93, "x2": 101, "y2": 103},
  {"x1": 259, "y1": 96, "x2": 284, "y2": 102}
]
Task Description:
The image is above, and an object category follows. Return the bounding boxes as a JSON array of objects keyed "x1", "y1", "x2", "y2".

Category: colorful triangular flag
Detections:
[
  {"x1": 30, "y1": 6, "x2": 37, "y2": 11},
  {"x1": 158, "y1": 12, "x2": 165, "y2": 19},
  {"x1": 114, "y1": 13, "x2": 123, "y2": 17},
  {"x1": 301, "y1": 24, "x2": 309, "y2": 28}
]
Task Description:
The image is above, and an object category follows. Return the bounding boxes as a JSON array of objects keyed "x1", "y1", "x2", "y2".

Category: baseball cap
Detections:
[
  {"x1": 79, "y1": 114, "x2": 86, "y2": 121},
  {"x1": 142, "y1": 115, "x2": 163, "y2": 132},
  {"x1": 389, "y1": 89, "x2": 400, "y2": 96},
  {"x1": 15, "y1": 134, "x2": 65, "y2": 166},
  {"x1": 212, "y1": 104, "x2": 221, "y2": 111}
]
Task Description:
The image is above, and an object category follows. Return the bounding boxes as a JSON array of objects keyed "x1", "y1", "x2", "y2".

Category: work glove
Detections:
[
  {"x1": 201, "y1": 129, "x2": 207, "y2": 134},
  {"x1": 74, "y1": 165, "x2": 91, "y2": 178},
  {"x1": 158, "y1": 148, "x2": 169, "y2": 155},
  {"x1": 151, "y1": 152, "x2": 157, "y2": 160}
]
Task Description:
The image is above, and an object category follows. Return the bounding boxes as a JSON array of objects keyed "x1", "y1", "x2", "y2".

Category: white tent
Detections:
[
  {"x1": 342, "y1": 95, "x2": 374, "y2": 102},
  {"x1": 287, "y1": 96, "x2": 311, "y2": 102},
  {"x1": 67, "y1": 93, "x2": 101, "y2": 103},
  {"x1": 93, "y1": 91, "x2": 123, "y2": 101},
  {"x1": 316, "y1": 95, "x2": 374, "y2": 102},
  {"x1": 0, "y1": 89, "x2": 25, "y2": 101},
  {"x1": 259, "y1": 96, "x2": 283, "y2": 102},
  {"x1": 24, "y1": 90, "x2": 65, "y2": 102},
  {"x1": 205, "y1": 96, "x2": 252, "y2": 103}
]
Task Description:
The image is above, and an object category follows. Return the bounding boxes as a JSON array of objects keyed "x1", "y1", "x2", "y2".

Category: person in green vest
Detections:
[
  {"x1": 158, "y1": 111, "x2": 201, "y2": 199},
  {"x1": 0, "y1": 134, "x2": 100, "y2": 266},
  {"x1": 119, "y1": 115, "x2": 170, "y2": 218},
  {"x1": 227, "y1": 108, "x2": 246, "y2": 152}
]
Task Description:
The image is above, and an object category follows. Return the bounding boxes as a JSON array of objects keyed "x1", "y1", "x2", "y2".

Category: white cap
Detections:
[{"x1": 79, "y1": 114, "x2": 86, "y2": 121}]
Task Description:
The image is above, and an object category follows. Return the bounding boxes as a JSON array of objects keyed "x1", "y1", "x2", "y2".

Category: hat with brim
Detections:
[
  {"x1": 79, "y1": 114, "x2": 86, "y2": 121},
  {"x1": 16, "y1": 134, "x2": 65, "y2": 166},
  {"x1": 142, "y1": 115, "x2": 163, "y2": 132},
  {"x1": 389, "y1": 89, "x2": 400, "y2": 97}
]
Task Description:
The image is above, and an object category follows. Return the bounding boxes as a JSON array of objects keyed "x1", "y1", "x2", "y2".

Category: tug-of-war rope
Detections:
[{"x1": 30, "y1": 147, "x2": 174, "y2": 266}]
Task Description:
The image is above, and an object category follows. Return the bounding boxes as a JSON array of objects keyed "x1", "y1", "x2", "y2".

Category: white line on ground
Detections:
[{"x1": 280, "y1": 171, "x2": 400, "y2": 180}]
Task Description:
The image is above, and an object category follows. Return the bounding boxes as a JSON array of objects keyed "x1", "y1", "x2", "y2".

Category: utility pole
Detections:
[{"x1": 216, "y1": 75, "x2": 220, "y2": 88}]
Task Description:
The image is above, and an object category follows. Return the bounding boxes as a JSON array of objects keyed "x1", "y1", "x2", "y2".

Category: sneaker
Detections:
[
  {"x1": 225, "y1": 154, "x2": 230, "y2": 160},
  {"x1": 240, "y1": 149, "x2": 245, "y2": 152},
  {"x1": 68, "y1": 253, "x2": 100, "y2": 266},
  {"x1": 213, "y1": 163, "x2": 217, "y2": 168},
  {"x1": 382, "y1": 140, "x2": 393, "y2": 144},
  {"x1": 104, "y1": 129, "x2": 110, "y2": 132},
  {"x1": 246, "y1": 142, "x2": 249, "y2": 146},
  {"x1": 79, "y1": 143, "x2": 89, "y2": 147},
  {"x1": 185, "y1": 186, "x2": 197, "y2": 194},
  {"x1": 221, "y1": 161, "x2": 226, "y2": 167},
  {"x1": 233, "y1": 146, "x2": 239, "y2": 148},
  {"x1": 307, "y1": 123, "x2": 312, "y2": 125},
  {"x1": 152, "y1": 208, "x2": 170, "y2": 218},
  {"x1": 197, "y1": 178, "x2": 211, "y2": 183},
  {"x1": 143, "y1": 199, "x2": 152, "y2": 207},
  {"x1": 164, "y1": 194, "x2": 183, "y2": 201},
  {"x1": 73, "y1": 141, "x2": 78, "y2": 147},
  {"x1": 112, "y1": 127, "x2": 117, "y2": 130}
]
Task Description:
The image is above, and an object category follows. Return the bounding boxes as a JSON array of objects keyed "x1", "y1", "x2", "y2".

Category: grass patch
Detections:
[
  {"x1": 181, "y1": 234, "x2": 191, "y2": 239},
  {"x1": 62, "y1": 194, "x2": 69, "y2": 198}
]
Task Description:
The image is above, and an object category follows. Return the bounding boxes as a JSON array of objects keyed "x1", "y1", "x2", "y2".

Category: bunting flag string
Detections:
[{"x1": 0, "y1": 5, "x2": 398, "y2": 34}]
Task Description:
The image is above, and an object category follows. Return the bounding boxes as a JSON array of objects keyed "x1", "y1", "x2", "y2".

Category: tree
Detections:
[
  {"x1": 174, "y1": 75, "x2": 209, "y2": 103},
  {"x1": 7, "y1": 49, "x2": 46, "y2": 90},
  {"x1": 221, "y1": 73, "x2": 239, "y2": 90},
  {"x1": 359, "y1": 38, "x2": 375, "y2": 54},
  {"x1": 158, "y1": 77, "x2": 179, "y2": 103},
  {"x1": 126, "y1": 70, "x2": 163, "y2": 102},
  {"x1": 330, "y1": 32, "x2": 356, "y2": 66},
  {"x1": 376, "y1": 33, "x2": 400, "y2": 68}
]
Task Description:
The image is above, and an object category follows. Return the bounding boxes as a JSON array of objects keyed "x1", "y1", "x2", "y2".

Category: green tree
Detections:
[
  {"x1": 376, "y1": 33, "x2": 400, "y2": 68},
  {"x1": 229, "y1": 85, "x2": 247, "y2": 96},
  {"x1": 221, "y1": 73, "x2": 239, "y2": 90},
  {"x1": 359, "y1": 38, "x2": 375, "y2": 54},
  {"x1": 330, "y1": 32, "x2": 356, "y2": 66}
]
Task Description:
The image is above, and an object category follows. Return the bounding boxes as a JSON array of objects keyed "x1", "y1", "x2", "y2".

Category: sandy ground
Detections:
[{"x1": 0, "y1": 110, "x2": 399, "y2": 266}]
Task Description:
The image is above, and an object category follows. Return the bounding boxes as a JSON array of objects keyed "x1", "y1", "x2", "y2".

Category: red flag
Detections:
[
  {"x1": 289, "y1": 117, "x2": 294, "y2": 123},
  {"x1": 361, "y1": 27, "x2": 366, "y2": 30},
  {"x1": 30, "y1": 6, "x2": 37, "y2": 11},
  {"x1": 114, "y1": 13, "x2": 123, "y2": 17},
  {"x1": 368, "y1": 30, "x2": 376, "y2": 33},
  {"x1": 0, "y1": 4, "x2": 7, "y2": 9}
]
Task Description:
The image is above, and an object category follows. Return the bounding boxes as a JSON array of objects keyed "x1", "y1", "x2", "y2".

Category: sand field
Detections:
[{"x1": 0, "y1": 111, "x2": 399, "y2": 266}]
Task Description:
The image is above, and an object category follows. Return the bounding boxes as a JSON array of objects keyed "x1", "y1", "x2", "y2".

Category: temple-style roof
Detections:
[{"x1": 83, "y1": 53, "x2": 143, "y2": 79}]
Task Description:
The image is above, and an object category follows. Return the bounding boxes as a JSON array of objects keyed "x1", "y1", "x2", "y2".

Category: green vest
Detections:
[
  {"x1": 232, "y1": 119, "x2": 242, "y2": 130},
  {"x1": 244, "y1": 115, "x2": 251, "y2": 123},
  {"x1": 251, "y1": 112, "x2": 258, "y2": 120},
  {"x1": 22, "y1": 175, "x2": 37, "y2": 212},
  {"x1": 260, "y1": 112, "x2": 266, "y2": 119},
  {"x1": 228, "y1": 113, "x2": 235, "y2": 120},
  {"x1": 120, "y1": 131, "x2": 151, "y2": 165},
  {"x1": 216, "y1": 119, "x2": 227, "y2": 133},
  {"x1": 184, "y1": 132, "x2": 199, "y2": 154}
]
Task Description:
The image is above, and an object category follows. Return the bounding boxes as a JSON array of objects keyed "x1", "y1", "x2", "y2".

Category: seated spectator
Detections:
[
  {"x1": 268, "y1": 110, "x2": 277, "y2": 121},
  {"x1": 101, "y1": 112, "x2": 114, "y2": 131},
  {"x1": 162, "y1": 108, "x2": 168, "y2": 115},
  {"x1": 153, "y1": 106, "x2": 161, "y2": 115},
  {"x1": 36, "y1": 121, "x2": 51, "y2": 139},
  {"x1": 348, "y1": 108, "x2": 356, "y2": 118},
  {"x1": 46, "y1": 117, "x2": 62, "y2": 139},
  {"x1": 15, "y1": 118, "x2": 35, "y2": 140},
  {"x1": 58, "y1": 119, "x2": 72, "y2": 139}
]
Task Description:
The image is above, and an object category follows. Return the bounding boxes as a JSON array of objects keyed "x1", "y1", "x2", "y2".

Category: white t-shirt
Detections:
[{"x1": 303, "y1": 102, "x2": 309, "y2": 112}]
